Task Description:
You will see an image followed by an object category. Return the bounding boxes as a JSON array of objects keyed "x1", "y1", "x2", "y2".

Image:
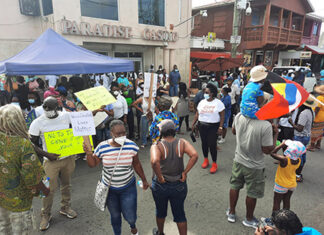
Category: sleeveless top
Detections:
[
  {"x1": 275, "y1": 158, "x2": 301, "y2": 188},
  {"x1": 155, "y1": 138, "x2": 184, "y2": 182}
]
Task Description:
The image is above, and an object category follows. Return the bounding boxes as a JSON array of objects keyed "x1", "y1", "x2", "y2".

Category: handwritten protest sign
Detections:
[
  {"x1": 44, "y1": 129, "x2": 93, "y2": 159},
  {"x1": 25, "y1": 109, "x2": 36, "y2": 129},
  {"x1": 69, "y1": 111, "x2": 96, "y2": 136},
  {"x1": 93, "y1": 111, "x2": 108, "y2": 127},
  {"x1": 75, "y1": 86, "x2": 116, "y2": 111},
  {"x1": 144, "y1": 73, "x2": 157, "y2": 98}
]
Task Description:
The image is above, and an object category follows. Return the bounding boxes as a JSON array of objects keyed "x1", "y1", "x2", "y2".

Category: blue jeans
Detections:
[
  {"x1": 140, "y1": 116, "x2": 149, "y2": 146},
  {"x1": 96, "y1": 127, "x2": 110, "y2": 143},
  {"x1": 106, "y1": 179, "x2": 137, "y2": 235},
  {"x1": 169, "y1": 84, "x2": 179, "y2": 97},
  {"x1": 294, "y1": 135, "x2": 310, "y2": 166},
  {"x1": 151, "y1": 179, "x2": 187, "y2": 223}
]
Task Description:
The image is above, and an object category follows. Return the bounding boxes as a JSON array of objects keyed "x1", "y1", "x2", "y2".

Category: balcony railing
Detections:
[{"x1": 243, "y1": 25, "x2": 302, "y2": 46}]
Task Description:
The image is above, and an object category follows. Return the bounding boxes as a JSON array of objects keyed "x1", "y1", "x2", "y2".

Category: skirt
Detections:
[{"x1": 311, "y1": 122, "x2": 324, "y2": 142}]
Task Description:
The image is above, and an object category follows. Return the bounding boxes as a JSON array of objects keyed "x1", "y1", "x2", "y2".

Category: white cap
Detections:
[
  {"x1": 288, "y1": 69, "x2": 294, "y2": 74},
  {"x1": 249, "y1": 65, "x2": 268, "y2": 82}
]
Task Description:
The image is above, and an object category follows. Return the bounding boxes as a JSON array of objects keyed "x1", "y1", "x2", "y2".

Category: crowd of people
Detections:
[{"x1": 0, "y1": 63, "x2": 323, "y2": 235}]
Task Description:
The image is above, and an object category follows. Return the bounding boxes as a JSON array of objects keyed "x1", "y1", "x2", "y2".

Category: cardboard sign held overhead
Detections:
[
  {"x1": 69, "y1": 111, "x2": 96, "y2": 136},
  {"x1": 75, "y1": 86, "x2": 116, "y2": 111},
  {"x1": 144, "y1": 73, "x2": 157, "y2": 98}
]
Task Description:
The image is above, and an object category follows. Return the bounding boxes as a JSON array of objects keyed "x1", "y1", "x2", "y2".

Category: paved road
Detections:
[{"x1": 33, "y1": 121, "x2": 324, "y2": 235}]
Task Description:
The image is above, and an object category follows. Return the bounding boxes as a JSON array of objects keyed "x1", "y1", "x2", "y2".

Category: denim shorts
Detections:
[
  {"x1": 294, "y1": 135, "x2": 310, "y2": 166},
  {"x1": 151, "y1": 179, "x2": 187, "y2": 223}
]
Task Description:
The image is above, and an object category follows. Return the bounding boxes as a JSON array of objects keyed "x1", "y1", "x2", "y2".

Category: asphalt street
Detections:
[{"x1": 32, "y1": 118, "x2": 324, "y2": 235}]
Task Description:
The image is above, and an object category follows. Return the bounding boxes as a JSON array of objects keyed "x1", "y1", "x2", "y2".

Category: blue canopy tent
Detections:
[{"x1": 0, "y1": 28, "x2": 134, "y2": 75}]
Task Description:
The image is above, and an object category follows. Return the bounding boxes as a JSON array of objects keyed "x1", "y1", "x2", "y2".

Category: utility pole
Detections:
[{"x1": 231, "y1": 0, "x2": 242, "y2": 58}]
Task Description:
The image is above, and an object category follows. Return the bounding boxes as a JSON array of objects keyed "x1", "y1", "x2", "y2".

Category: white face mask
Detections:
[
  {"x1": 44, "y1": 110, "x2": 57, "y2": 118},
  {"x1": 114, "y1": 136, "x2": 126, "y2": 146},
  {"x1": 113, "y1": 91, "x2": 119, "y2": 96}
]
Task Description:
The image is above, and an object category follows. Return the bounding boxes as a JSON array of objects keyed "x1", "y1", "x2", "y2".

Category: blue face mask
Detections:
[
  {"x1": 28, "y1": 99, "x2": 35, "y2": 104},
  {"x1": 175, "y1": 69, "x2": 179, "y2": 72},
  {"x1": 11, "y1": 102, "x2": 20, "y2": 107},
  {"x1": 204, "y1": 94, "x2": 210, "y2": 100}
]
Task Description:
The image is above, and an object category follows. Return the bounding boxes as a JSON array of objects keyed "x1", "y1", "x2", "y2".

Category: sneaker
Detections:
[
  {"x1": 131, "y1": 227, "x2": 138, "y2": 235},
  {"x1": 60, "y1": 206, "x2": 77, "y2": 219},
  {"x1": 201, "y1": 158, "x2": 209, "y2": 169},
  {"x1": 152, "y1": 228, "x2": 165, "y2": 235},
  {"x1": 296, "y1": 174, "x2": 303, "y2": 182},
  {"x1": 218, "y1": 138, "x2": 226, "y2": 144},
  {"x1": 242, "y1": 217, "x2": 259, "y2": 229},
  {"x1": 39, "y1": 214, "x2": 52, "y2": 231},
  {"x1": 226, "y1": 208, "x2": 236, "y2": 223},
  {"x1": 210, "y1": 162, "x2": 218, "y2": 174}
]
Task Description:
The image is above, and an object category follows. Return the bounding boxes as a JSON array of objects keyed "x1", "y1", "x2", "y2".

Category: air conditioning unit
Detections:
[{"x1": 19, "y1": 0, "x2": 40, "y2": 16}]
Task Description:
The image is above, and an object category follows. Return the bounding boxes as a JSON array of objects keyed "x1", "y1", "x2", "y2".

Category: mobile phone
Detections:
[{"x1": 190, "y1": 132, "x2": 196, "y2": 142}]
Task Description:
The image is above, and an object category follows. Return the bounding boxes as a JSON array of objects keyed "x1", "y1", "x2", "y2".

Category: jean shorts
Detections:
[{"x1": 151, "y1": 179, "x2": 187, "y2": 223}]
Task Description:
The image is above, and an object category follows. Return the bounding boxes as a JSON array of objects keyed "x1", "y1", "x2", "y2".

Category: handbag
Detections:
[{"x1": 94, "y1": 144, "x2": 124, "y2": 211}]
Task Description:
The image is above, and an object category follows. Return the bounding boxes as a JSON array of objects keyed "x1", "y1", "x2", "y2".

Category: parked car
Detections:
[{"x1": 272, "y1": 66, "x2": 317, "y2": 92}]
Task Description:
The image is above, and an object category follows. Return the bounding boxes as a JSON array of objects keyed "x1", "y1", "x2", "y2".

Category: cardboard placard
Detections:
[
  {"x1": 44, "y1": 129, "x2": 93, "y2": 159},
  {"x1": 144, "y1": 73, "x2": 157, "y2": 98},
  {"x1": 69, "y1": 111, "x2": 96, "y2": 136},
  {"x1": 75, "y1": 86, "x2": 116, "y2": 111},
  {"x1": 93, "y1": 111, "x2": 108, "y2": 127}
]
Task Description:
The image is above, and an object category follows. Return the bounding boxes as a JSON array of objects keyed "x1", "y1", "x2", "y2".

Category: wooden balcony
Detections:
[{"x1": 243, "y1": 25, "x2": 303, "y2": 49}]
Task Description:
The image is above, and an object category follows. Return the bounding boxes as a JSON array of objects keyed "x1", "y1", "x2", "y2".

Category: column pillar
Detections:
[
  {"x1": 169, "y1": 49, "x2": 175, "y2": 73},
  {"x1": 163, "y1": 48, "x2": 170, "y2": 73}
]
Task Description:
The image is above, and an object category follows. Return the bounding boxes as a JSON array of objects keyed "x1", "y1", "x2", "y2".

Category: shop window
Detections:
[
  {"x1": 42, "y1": 0, "x2": 53, "y2": 15},
  {"x1": 243, "y1": 51, "x2": 254, "y2": 67},
  {"x1": 114, "y1": 52, "x2": 128, "y2": 57},
  {"x1": 129, "y1": 52, "x2": 143, "y2": 58},
  {"x1": 138, "y1": 0, "x2": 165, "y2": 26},
  {"x1": 264, "y1": 51, "x2": 273, "y2": 66},
  {"x1": 282, "y1": 59, "x2": 291, "y2": 66},
  {"x1": 255, "y1": 51, "x2": 264, "y2": 65},
  {"x1": 80, "y1": 0, "x2": 118, "y2": 20}
]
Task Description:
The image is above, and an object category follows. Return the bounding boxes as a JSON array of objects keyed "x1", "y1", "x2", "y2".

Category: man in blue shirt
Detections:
[
  {"x1": 117, "y1": 73, "x2": 130, "y2": 88},
  {"x1": 169, "y1": 65, "x2": 181, "y2": 96},
  {"x1": 320, "y1": 68, "x2": 324, "y2": 85}
]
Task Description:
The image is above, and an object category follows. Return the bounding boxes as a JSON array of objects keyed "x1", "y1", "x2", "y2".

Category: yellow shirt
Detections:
[
  {"x1": 314, "y1": 95, "x2": 324, "y2": 123},
  {"x1": 275, "y1": 158, "x2": 300, "y2": 188}
]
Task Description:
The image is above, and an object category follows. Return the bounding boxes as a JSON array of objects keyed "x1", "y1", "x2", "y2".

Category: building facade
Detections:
[
  {"x1": 192, "y1": 0, "x2": 320, "y2": 70},
  {"x1": 0, "y1": 0, "x2": 192, "y2": 81}
]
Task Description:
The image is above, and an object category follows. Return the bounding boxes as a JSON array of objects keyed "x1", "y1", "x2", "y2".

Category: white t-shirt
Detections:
[
  {"x1": 45, "y1": 75, "x2": 58, "y2": 87},
  {"x1": 223, "y1": 84, "x2": 240, "y2": 104},
  {"x1": 279, "y1": 110, "x2": 297, "y2": 128},
  {"x1": 35, "y1": 106, "x2": 44, "y2": 118},
  {"x1": 29, "y1": 112, "x2": 71, "y2": 153},
  {"x1": 112, "y1": 95, "x2": 128, "y2": 119},
  {"x1": 197, "y1": 98, "x2": 225, "y2": 123}
]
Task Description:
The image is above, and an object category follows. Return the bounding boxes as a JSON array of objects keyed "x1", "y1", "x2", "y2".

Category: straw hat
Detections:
[
  {"x1": 249, "y1": 65, "x2": 268, "y2": 82},
  {"x1": 303, "y1": 95, "x2": 318, "y2": 108},
  {"x1": 314, "y1": 85, "x2": 324, "y2": 95}
]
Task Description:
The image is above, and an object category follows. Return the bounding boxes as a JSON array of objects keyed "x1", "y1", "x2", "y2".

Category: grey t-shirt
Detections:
[
  {"x1": 294, "y1": 109, "x2": 313, "y2": 137},
  {"x1": 233, "y1": 113, "x2": 273, "y2": 169}
]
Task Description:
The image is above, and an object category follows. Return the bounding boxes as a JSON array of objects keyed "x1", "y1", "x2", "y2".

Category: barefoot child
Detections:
[{"x1": 270, "y1": 140, "x2": 306, "y2": 212}]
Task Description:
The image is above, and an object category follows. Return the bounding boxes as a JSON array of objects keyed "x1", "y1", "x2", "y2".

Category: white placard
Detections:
[
  {"x1": 93, "y1": 111, "x2": 108, "y2": 127},
  {"x1": 69, "y1": 111, "x2": 96, "y2": 136},
  {"x1": 144, "y1": 73, "x2": 158, "y2": 97}
]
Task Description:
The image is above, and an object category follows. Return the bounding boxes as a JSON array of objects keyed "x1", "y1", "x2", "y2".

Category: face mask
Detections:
[
  {"x1": 114, "y1": 136, "x2": 126, "y2": 146},
  {"x1": 44, "y1": 110, "x2": 57, "y2": 118},
  {"x1": 11, "y1": 102, "x2": 20, "y2": 107},
  {"x1": 113, "y1": 91, "x2": 119, "y2": 96},
  {"x1": 204, "y1": 94, "x2": 210, "y2": 100},
  {"x1": 123, "y1": 91, "x2": 129, "y2": 96},
  {"x1": 121, "y1": 75, "x2": 124, "y2": 78},
  {"x1": 175, "y1": 69, "x2": 178, "y2": 72},
  {"x1": 211, "y1": 78, "x2": 216, "y2": 81},
  {"x1": 28, "y1": 99, "x2": 35, "y2": 104},
  {"x1": 139, "y1": 85, "x2": 144, "y2": 89}
]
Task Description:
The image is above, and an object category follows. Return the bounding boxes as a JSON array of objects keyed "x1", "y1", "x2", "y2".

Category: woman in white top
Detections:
[
  {"x1": 192, "y1": 83, "x2": 225, "y2": 174},
  {"x1": 132, "y1": 95, "x2": 156, "y2": 148},
  {"x1": 110, "y1": 82, "x2": 128, "y2": 123}
]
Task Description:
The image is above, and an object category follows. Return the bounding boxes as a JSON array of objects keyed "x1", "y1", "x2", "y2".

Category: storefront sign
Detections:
[
  {"x1": 61, "y1": 19, "x2": 178, "y2": 42},
  {"x1": 300, "y1": 51, "x2": 312, "y2": 59}
]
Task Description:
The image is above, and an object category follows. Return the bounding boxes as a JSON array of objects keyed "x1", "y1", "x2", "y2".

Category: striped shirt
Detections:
[{"x1": 94, "y1": 139, "x2": 139, "y2": 188}]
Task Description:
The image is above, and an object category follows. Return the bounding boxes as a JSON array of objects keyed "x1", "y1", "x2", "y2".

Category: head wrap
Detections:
[{"x1": 284, "y1": 140, "x2": 306, "y2": 160}]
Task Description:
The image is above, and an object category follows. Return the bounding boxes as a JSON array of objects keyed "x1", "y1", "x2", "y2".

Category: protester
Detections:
[
  {"x1": 83, "y1": 120, "x2": 149, "y2": 235},
  {"x1": 219, "y1": 87, "x2": 232, "y2": 144},
  {"x1": 121, "y1": 85, "x2": 135, "y2": 139},
  {"x1": 308, "y1": 89, "x2": 324, "y2": 151},
  {"x1": 27, "y1": 76, "x2": 39, "y2": 92},
  {"x1": 135, "y1": 72, "x2": 144, "y2": 91},
  {"x1": 134, "y1": 82, "x2": 144, "y2": 139},
  {"x1": 254, "y1": 209, "x2": 321, "y2": 235},
  {"x1": 69, "y1": 74, "x2": 84, "y2": 93},
  {"x1": 240, "y1": 65, "x2": 268, "y2": 119},
  {"x1": 94, "y1": 104, "x2": 114, "y2": 147},
  {"x1": 320, "y1": 68, "x2": 324, "y2": 85},
  {"x1": 36, "y1": 78, "x2": 47, "y2": 102},
  {"x1": 28, "y1": 91, "x2": 42, "y2": 110},
  {"x1": 169, "y1": 65, "x2": 181, "y2": 97},
  {"x1": 288, "y1": 97, "x2": 315, "y2": 182},
  {"x1": 0, "y1": 74, "x2": 10, "y2": 106},
  {"x1": 157, "y1": 72, "x2": 170, "y2": 97},
  {"x1": 193, "y1": 83, "x2": 207, "y2": 109},
  {"x1": 192, "y1": 83, "x2": 225, "y2": 173},
  {"x1": 175, "y1": 82, "x2": 191, "y2": 133},
  {"x1": 0, "y1": 104, "x2": 49, "y2": 234},
  {"x1": 150, "y1": 120, "x2": 198, "y2": 235},
  {"x1": 132, "y1": 94, "x2": 155, "y2": 148},
  {"x1": 117, "y1": 73, "x2": 130, "y2": 88},
  {"x1": 110, "y1": 82, "x2": 128, "y2": 124},
  {"x1": 223, "y1": 77, "x2": 240, "y2": 127},
  {"x1": 227, "y1": 108, "x2": 277, "y2": 228},
  {"x1": 293, "y1": 68, "x2": 305, "y2": 86},
  {"x1": 29, "y1": 97, "x2": 77, "y2": 231},
  {"x1": 16, "y1": 76, "x2": 30, "y2": 111},
  {"x1": 57, "y1": 87, "x2": 76, "y2": 112},
  {"x1": 149, "y1": 95, "x2": 179, "y2": 143},
  {"x1": 270, "y1": 140, "x2": 305, "y2": 212},
  {"x1": 278, "y1": 111, "x2": 297, "y2": 143}
]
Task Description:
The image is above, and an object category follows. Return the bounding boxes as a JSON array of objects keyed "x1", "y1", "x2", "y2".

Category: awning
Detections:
[
  {"x1": 197, "y1": 57, "x2": 245, "y2": 71},
  {"x1": 305, "y1": 45, "x2": 324, "y2": 55},
  {"x1": 190, "y1": 51, "x2": 243, "y2": 60}
]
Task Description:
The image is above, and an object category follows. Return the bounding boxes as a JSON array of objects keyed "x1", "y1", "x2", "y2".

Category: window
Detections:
[
  {"x1": 313, "y1": 23, "x2": 318, "y2": 36},
  {"x1": 138, "y1": 0, "x2": 165, "y2": 26},
  {"x1": 80, "y1": 0, "x2": 118, "y2": 20},
  {"x1": 255, "y1": 51, "x2": 264, "y2": 65},
  {"x1": 264, "y1": 51, "x2": 273, "y2": 66},
  {"x1": 251, "y1": 8, "x2": 265, "y2": 26},
  {"x1": 42, "y1": 0, "x2": 53, "y2": 15}
]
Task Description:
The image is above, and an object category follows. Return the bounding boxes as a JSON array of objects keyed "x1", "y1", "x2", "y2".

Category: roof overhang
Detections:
[
  {"x1": 190, "y1": 51, "x2": 242, "y2": 60},
  {"x1": 305, "y1": 45, "x2": 324, "y2": 55}
]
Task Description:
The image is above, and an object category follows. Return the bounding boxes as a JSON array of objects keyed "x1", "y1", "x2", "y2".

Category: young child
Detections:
[
  {"x1": 240, "y1": 65, "x2": 268, "y2": 119},
  {"x1": 270, "y1": 140, "x2": 306, "y2": 212},
  {"x1": 175, "y1": 82, "x2": 190, "y2": 133},
  {"x1": 218, "y1": 87, "x2": 231, "y2": 144}
]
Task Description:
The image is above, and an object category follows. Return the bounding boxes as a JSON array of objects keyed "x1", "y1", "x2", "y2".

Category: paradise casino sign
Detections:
[{"x1": 61, "y1": 19, "x2": 178, "y2": 42}]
